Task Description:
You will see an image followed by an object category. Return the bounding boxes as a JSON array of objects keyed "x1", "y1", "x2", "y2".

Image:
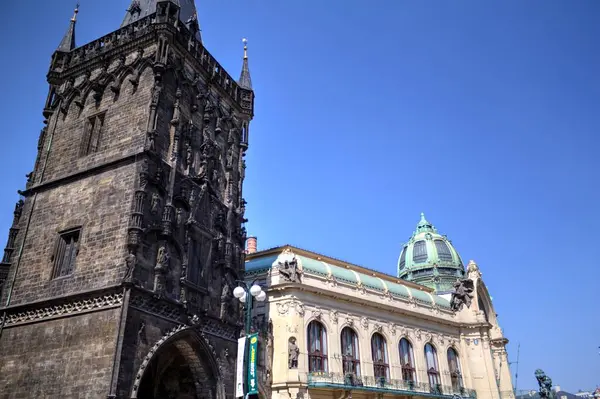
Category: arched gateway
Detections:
[{"x1": 131, "y1": 326, "x2": 225, "y2": 399}]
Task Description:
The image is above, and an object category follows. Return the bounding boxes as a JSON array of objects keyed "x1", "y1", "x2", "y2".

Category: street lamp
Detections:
[
  {"x1": 233, "y1": 281, "x2": 266, "y2": 335},
  {"x1": 233, "y1": 280, "x2": 266, "y2": 399}
]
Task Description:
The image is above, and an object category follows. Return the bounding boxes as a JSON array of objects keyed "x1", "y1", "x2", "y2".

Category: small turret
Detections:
[
  {"x1": 238, "y1": 38, "x2": 253, "y2": 90},
  {"x1": 57, "y1": 3, "x2": 79, "y2": 52}
]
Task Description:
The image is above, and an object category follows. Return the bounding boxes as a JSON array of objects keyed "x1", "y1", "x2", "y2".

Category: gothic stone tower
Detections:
[{"x1": 0, "y1": 1, "x2": 254, "y2": 397}]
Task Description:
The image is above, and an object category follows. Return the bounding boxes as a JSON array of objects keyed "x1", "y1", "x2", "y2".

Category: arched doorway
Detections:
[{"x1": 135, "y1": 330, "x2": 220, "y2": 399}]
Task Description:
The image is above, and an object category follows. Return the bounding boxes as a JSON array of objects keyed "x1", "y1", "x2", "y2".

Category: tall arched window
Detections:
[
  {"x1": 447, "y1": 348, "x2": 463, "y2": 391},
  {"x1": 371, "y1": 333, "x2": 389, "y2": 379},
  {"x1": 341, "y1": 327, "x2": 360, "y2": 376},
  {"x1": 307, "y1": 321, "x2": 328, "y2": 373},
  {"x1": 424, "y1": 343, "x2": 440, "y2": 387},
  {"x1": 399, "y1": 338, "x2": 416, "y2": 382}
]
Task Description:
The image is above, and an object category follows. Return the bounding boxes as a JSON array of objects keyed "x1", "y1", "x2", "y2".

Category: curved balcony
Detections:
[{"x1": 305, "y1": 372, "x2": 477, "y2": 398}]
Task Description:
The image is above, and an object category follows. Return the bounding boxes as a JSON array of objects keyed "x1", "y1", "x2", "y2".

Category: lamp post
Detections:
[
  {"x1": 233, "y1": 280, "x2": 266, "y2": 334},
  {"x1": 233, "y1": 280, "x2": 266, "y2": 399}
]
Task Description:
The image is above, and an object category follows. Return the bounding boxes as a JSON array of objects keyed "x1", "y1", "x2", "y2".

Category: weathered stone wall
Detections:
[
  {"x1": 0, "y1": 163, "x2": 136, "y2": 306},
  {"x1": 0, "y1": 308, "x2": 119, "y2": 397}
]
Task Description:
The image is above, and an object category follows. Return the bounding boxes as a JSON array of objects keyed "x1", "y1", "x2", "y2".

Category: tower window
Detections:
[
  {"x1": 52, "y1": 228, "x2": 81, "y2": 278},
  {"x1": 81, "y1": 113, "x2": 105, "y2": 156},
  {"x1": 412, "y1": 240, "x2": 427, "y2": 263},
  {"x1": 434, "y1": 240, "x2": 453, "y2": 262}
]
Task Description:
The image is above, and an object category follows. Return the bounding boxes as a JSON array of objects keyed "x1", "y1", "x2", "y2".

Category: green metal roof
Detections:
[
  {"x1": 244, "y1": 249, "x2": 452, "y2": 309},
  {"x1": 298, "y1": 256, "x2": 329, "y2": 277},
  {"x1": 245, "y1": 254, "x2": 279, "y2": 272}
]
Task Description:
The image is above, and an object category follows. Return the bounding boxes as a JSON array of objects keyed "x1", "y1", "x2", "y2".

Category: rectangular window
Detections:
[
  {"x1": 80, "y1": 113, "x2": 105, "y2": 156},
  {"x1": 52, "y1": 228, "x2": 81, "y2": 278}
]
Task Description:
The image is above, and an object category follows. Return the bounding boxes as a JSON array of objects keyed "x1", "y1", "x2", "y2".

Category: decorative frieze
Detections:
[{"x1": 3, "y1": 290, "x2": 123, "y2": 327}]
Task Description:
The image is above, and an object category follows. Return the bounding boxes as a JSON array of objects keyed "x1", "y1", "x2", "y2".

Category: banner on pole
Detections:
[
  {"x1": 235, "y1": 336, "x2": 246, "y2": 398},
  {"x1": 247, "y1": 333, "x2": 259, "y2": 396}
]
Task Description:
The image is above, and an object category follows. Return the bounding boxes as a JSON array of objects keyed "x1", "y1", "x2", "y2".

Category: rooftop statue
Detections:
[
  {"x1": 450, "y1": 278, "x2": 474, "y2": 311},
  {"x1": 535, "y1": 369, "x2": 555, "y2": 399}
]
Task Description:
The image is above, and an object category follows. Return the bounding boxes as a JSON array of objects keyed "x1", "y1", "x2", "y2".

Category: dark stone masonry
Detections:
[{"x1": 0, "y1": 1, "x2": 254, "y2": 398}]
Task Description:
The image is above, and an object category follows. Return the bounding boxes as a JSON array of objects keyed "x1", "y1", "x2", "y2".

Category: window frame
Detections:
[
  {"x1": 341, "y1": 327, "x2": 361, "y2": 376},
  {"x1": 399, "y1": 338, "x2": 416, "y2": 383},
  {"x1": 80, "y1": 111, "x2": 106, "y2": 156},
  {"x1": 371, "y1": 333, "x2": 389, "y2": 380},
  {"x1": 447, "y1": 347, "x2": 463, "y2": 391},
  {"x1": 51, "y1": 227, "x2": 81, "y2": 279},
  {"x1": 424, "y1": 343, "x2": 441, "y2": 387},
  {"x1": 307, "y1": 320, "x2": 328, "y2": 373}
]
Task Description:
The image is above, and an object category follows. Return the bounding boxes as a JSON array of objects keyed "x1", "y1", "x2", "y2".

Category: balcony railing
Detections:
[{"x1": 305, "y1": 372, "x2": 477, "y2": 398}]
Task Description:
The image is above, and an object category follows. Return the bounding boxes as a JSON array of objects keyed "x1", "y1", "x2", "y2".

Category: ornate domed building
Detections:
[
  {"x1": 398, "y1": 213, "x2": 466, "y2": 295},
  {"x1": 242, "y1": 214, "x2": 515, "y2": 399}
]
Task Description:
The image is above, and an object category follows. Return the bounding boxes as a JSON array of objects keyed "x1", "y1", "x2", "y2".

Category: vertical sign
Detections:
[
  {"x1": 235, "y1": 337, "x2": 246, "y2": 398},
  {"x1": 247, "y1": 333, "x2": 259, "y2": 396}
]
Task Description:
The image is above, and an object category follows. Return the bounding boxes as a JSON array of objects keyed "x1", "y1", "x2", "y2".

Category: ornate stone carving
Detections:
[
  {"x1": 414, "y1": 328, "x2": 422, "y2": 341},
  {"x1": 312, "y1": 308, "x2": 322, "y2": 320},
  {"x1": 389, "y1": 323, "x2": 397, "y2": 336},
  {"x1": 373, "y1": 323, "x2": 382, "y2": 333},
  {"x1": 330, "y1": 310, "x2": 338, "y2": 324},
  {"x1": 345, "y1": 317, "x2": 353, "y2": 327},
  {"x1": 4, "y1": 291, "x2": 123, "y2": 327},
  {"x1": 360, "y1": 316, "x2": 369, "y2": 330},
  {"x1": 467, "y1": 260, "x2": 482, "y2": 280},
  {"x1": 425, "y1": 332, "x2": 433, "y2": 343},
  {"x1": 130, "y1": 292, "x2": 182, "y2": 322},
  {"x1": 450, "y1": 278, "x2": 474, "y2": 311}
]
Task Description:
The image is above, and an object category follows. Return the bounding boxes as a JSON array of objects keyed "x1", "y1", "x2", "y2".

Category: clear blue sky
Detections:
[{"x1": 0, "y1": 0, "x2": 598, "y2": 393}]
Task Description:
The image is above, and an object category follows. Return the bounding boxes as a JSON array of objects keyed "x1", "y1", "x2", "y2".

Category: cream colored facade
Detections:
[{"x1": 245, "y1": 246, "x2": 514, "y2": 399}]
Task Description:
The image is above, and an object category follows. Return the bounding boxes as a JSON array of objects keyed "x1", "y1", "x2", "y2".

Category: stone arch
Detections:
[{"x1": 131, "y1": 325, "x2": 225, "y2": 399}]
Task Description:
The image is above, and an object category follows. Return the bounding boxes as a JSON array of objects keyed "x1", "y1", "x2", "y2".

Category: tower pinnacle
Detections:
[
  {"x1": 121, "y1": 0, "x2": 202, "y2": 42},
  {"x1": 57, "y1": 3, "x2": 79, "y2": 52},
  {"x1": 238, "y1": 38, "x2": 253, "y2": 90}
]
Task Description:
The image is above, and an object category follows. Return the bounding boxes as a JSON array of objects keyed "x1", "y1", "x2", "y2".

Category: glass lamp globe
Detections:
[
  {"x1": 238, "y1": 292, "x2": 247, "y2": 303},
  {"x1": 233, "y1": 286, "x2": 245, "y2": 299},
  {"x1": 249, "y1": 284, "x2": 262, "y2": 297},
  {"x1": 255, "y1": 290, "x2": 266, "y2": 302}
]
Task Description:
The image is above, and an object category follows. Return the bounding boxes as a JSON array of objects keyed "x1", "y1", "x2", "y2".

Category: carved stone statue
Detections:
[
  {"x1": 123, "y1": 253, "x2": 137, "y2": 282},
  {"x1": 535, "y1": 369, "x2": 555, "y2": 398},
  {"x1": 155, "y1": 246, "x2": 170, "y2": 272},
  {"x1": 150, "y1": 193, "x2": 161, "y2": 215},
  {"x1": 278, "y1": 257, "x2": 302, "y2": 283},
  {"x1": 450, "y1": 278, "x2": 474, "y2": 311},
  {"x1": 288, "y1": 337, "x2": 299, "y2": 369},
  {"x1": 467, "y1": 260, "x2": 482, "y2": 280}
]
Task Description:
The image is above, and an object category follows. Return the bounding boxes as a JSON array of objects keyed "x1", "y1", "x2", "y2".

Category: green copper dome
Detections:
[{"x1": 397, "y1": 213, "x2": 465, "y2": 293}]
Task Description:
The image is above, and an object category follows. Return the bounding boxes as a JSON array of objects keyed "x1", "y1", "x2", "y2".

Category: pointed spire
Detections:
[
  {"x1": 57, "y1": 3, "x2": 79, "y2": 52},
  {"x1": 238, "y1": 38, "x2": 253, "y2": 90},
  {"x1": 415, "y1": 212, "x2": 436, "y2": 234},
  {"x1": 121, "y1": 0, "x2": 202, "y2": 42}
]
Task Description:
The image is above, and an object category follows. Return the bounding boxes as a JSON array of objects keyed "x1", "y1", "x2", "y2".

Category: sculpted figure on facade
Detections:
[
  {"x1": 278, "y1": 257, "x2": 302, "y2": 283},
  {"x1": 288, "y1": 337, "x2": 299, "y2": 369},
  {"x1": 450, "y1": 278, "x2": 474, "y2": 311},
  {"x1": 535, "y1": 369, "x2": 555, "y2": 399}
]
